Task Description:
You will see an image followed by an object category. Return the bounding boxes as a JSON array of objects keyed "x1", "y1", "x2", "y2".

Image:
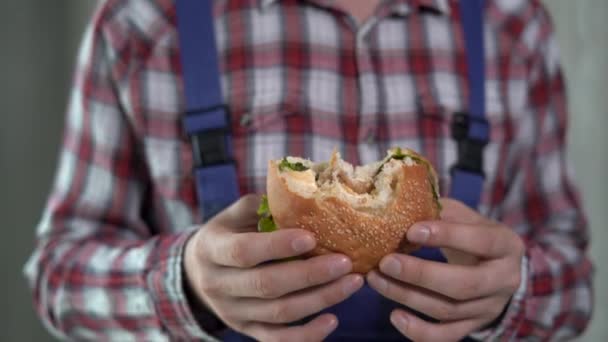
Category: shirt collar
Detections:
[{"x1": 259, "y1": 0, "x2": 450, "y2": 16}]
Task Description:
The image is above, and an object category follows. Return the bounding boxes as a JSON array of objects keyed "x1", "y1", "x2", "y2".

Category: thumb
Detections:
[
  {"x1": 439, "y1": 198, "x2": 485, "y2": 224},
  {"x1": 211, "y1": 194, "x2": 262, "y2": 231}
]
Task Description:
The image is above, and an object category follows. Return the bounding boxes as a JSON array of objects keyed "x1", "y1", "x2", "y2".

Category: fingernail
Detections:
[
  {"x1": 329, "y1": 256, "x2": 352, "y2": 277},
  {"x1": 408, "y1": 225, "x2": 430, "y2": 243},
  {"x1": 292, "y1": 235, "x2": 315, "y2": 253},
  {"x1": 380, "y1": 256, "x2": 401, "y2": 276},
  {"x1": 391, "y1": 311, "x2": 408, "y2": 330},
  {"x1": 321, "y1": 314, "x2": 338, "y2": 332},
  {"x1": 342, "y1": 275, "x2": 363, "y2": 295}
]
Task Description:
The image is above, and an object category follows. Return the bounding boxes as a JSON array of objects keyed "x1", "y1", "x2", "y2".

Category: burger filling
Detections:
[{"x1": 278, "y1": 148, "x2": 438, "y2": 209}]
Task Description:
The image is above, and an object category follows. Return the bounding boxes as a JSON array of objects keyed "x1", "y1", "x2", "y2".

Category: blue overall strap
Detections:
[
  {"x1": 450, "y1": 0, "x2": 489, "y2": 209},
  {"x1": 176, "y1": 0, "x2": 239, "y2": 220}
]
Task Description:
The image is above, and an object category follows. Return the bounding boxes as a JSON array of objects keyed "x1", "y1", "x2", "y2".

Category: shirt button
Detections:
[{"x1": 240, "y1": 113, "x2": 252, "y2": 127}]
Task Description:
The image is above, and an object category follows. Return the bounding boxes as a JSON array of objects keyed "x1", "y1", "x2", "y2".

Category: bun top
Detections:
[{"x1": 264, "y1": 147, "x2": 441, "y2": 273}]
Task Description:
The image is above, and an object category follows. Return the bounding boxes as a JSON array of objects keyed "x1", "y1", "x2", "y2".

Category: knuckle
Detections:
[
  {"x1": 492, "y1": 227, "x2": 516, "y2": 256},
  {"x1": 200, "y1": 228, "x2": 225, "y2": 261},
  {"x1": 455, "y1": 277, "x2": 481, "y2": 300},
  {"x1": 199, "y1": 274, "x2": 221, "y2": 296},
  {"x1": 229, "y1": 239, "x2": 252, "y2": 267},
  {"x1": 319, "y1": 285, "x2": 343, "y2": 308},
  {"x1": 508, "y1": 230, "x2": 526, "y2": 257},
  {"x1": 483, "y1": 234, "x2": 499, "y2": 257},
  {"x1": 251, "y1": 274, "x2": 278, "y2": 299},
  {"x1": 266, "y1": 233, "x2": 285, "y2": 258},
  {"x1": 386, "y1": 281, "x2": 409, "y2": 305},
  {"x1": 473, "y1": 272, "x2": 487, "y2": 294},
  {"x1": 268, "y1": 302, "x2": 292, "y2": 323},
  {"x1": 482, "y1": 265, "x2": 506, "y2": 296},
  {"x1": 302, "y1": 266, "x2": 320, "y2": 288},
  {"x1": 471, "y1": 275, "x2": 485, "y2": 297},
  {"x1": 434, "y1": 227, "x2": 447, "y2": 245},
  {"x1": 192, "y1": 229, "x2": 210, "y2": 258},
  {"x1": 409, "y1": 259, "x2": 426, "y2": 285},
  {"x1": 435, "y1": 301, "x2": 458, "y2": 320},
  {"x1": 426, "y1": 224, "x2": 442, "y2": 244},
  {"x1": 380, "y1": 277, "x2": 395, "y2": 296}
]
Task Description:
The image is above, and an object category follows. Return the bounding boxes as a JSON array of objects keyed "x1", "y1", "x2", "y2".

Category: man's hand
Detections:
[
  {"x1": 184, "y1": 194, "x2": 364, "y2": 342},
  {"x1": 367, "y1": 199, "x2": 525, "y2": 342}
]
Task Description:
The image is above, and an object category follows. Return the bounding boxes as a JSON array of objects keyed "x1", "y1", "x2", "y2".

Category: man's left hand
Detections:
[{"x1": 367, "y1": 199, "x2": 525, "y2": 342}]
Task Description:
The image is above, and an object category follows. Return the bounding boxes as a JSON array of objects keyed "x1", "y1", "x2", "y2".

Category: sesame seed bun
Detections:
[{"x1": 266, "y1": 148, "x2": 441, "y2": 273}]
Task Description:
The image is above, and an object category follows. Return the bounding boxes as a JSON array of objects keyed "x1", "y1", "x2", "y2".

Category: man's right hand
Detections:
[{"x1": 184, "y1": 194, "x2": 363, "y2": 342}]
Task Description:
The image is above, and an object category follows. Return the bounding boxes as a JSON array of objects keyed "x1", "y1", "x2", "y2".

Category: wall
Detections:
[
  {"x1": 543, "y1": 1, "x2": 608, "y2": 341},
  {"x1": 0, "y1": 1, "x2": 605, "y2": 340},
  {"x1": 0, "y1": 1, "x2": 94, "y2": 341}
]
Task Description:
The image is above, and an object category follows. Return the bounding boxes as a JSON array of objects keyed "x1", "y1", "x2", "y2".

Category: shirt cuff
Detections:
[
  {"x1": 146, "y1": 230, "x2": 221, "y2": 341},
  {"x1": 469, "y1": 254, "x2": 528, "y2": 341}
]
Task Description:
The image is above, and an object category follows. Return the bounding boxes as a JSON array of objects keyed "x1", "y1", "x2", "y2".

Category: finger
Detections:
[
  {"x1": 390, "y1": 309, "x2": 482, "y2": 342},
  {"x1": 406, "y1": 221, "x2": 517, "y2": 258},
  {"x1": 379, "y1": 254, "x2": 497, "y2": 300},
  {"x1": 368, "y1": 271, "x2": 495, "y2": 321},
  {"x1": 239, "y1": 274, "x2": 363, "y2": 324},
  {"x1": 220, "y1": 254, "x2": 353, "y2": 299},
  {"x1": 213, "y1": 194, "x2": 262, "y2": 230},
  {"x1": 439, "y1": 198, "x2": 487, "y2": 224},
  {"x1": 244, "y1": 313, "x2": 338, "y2": 342},
  {"x1": 207, "y1": 228, "x2": 316, "y2": 268}
]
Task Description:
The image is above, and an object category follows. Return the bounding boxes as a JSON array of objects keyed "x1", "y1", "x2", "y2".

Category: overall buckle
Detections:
[
  {"x1": 183, "y1": 105, "x2": 234, "y2": 168},
  {"x1": 451, "y1": 112, "x2": 489, "y2": 175}
]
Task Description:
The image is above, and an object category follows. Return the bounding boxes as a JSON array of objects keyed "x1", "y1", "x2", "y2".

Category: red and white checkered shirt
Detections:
[{"x1": 24, "y1": 0, "x2": 593, "y2": 340}]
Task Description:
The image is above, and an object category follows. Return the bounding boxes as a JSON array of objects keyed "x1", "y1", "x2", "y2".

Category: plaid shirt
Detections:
[{"x1": 25, "y1": 0, "x2": 593, "y2": 340}]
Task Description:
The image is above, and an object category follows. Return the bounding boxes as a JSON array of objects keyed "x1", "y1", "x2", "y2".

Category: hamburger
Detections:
[{"x1": 257, "y1": 148, "x2": 441, "y2": 273}]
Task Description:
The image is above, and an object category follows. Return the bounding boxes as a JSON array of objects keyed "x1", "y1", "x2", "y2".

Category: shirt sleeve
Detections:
[
  {"x1": 473, "y1": 2, "x2": 593, "y2": 340},
  {"x1": 469, "y1": 256, "x2": 528, "y2": 341},
  {"x1": 23, "y1": 2, "x2": 219, "y2": 340}
]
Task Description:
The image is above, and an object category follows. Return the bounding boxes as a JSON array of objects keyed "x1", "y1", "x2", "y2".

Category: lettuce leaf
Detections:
[
  {"x1": 257, "y1": 195, "x2": 277, "y2": 232},
  {"x1": 257, "y1": 195, "x2": 271, "y2": 217},
  {"x1": 278, "y1": 158, "x2": 309, "y2": 172},
  {"x1": 257, "y1": 197, "x2": 298, "y2": 264},
  {"x1": 258, "y1": 216, "x2": 277, "y2": 233}
]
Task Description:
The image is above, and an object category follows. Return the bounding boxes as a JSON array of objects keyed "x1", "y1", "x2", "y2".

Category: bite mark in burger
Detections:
[{"x1": 258, "y1": 148, "x2": 441, "y2": 273}]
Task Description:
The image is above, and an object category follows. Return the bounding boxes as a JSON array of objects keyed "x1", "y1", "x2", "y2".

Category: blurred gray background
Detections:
[{"x1": 1, "y1": 1, "x2": 606, "y2": 341}]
